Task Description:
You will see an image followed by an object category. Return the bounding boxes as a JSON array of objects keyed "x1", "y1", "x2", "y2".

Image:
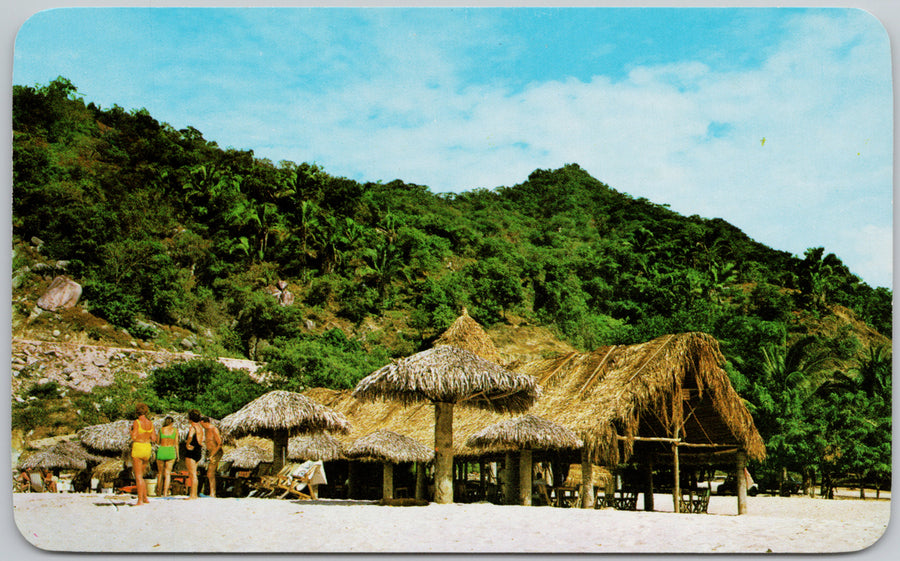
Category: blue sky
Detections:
[{"x1": 13, "y1": 6, "x2": 893, "y2": 288}]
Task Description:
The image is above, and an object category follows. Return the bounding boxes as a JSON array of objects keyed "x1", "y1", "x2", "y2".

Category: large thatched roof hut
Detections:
[
  {"x1": 432, "y1": 307, "x2": 502, "y2": 364},
  {"x1": 317, "y1": 326, "x2": 765, "y2": 513},
  {"x1": 353, "y1": 345, "x2": 539, "y2": 504},
  {"x1": 220, "y1": 390, "x2": 350, "y2": 470}
]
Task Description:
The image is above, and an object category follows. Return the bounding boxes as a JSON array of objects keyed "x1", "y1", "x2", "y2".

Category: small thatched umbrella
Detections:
[
  {"x1": 289, "y1": 432, "x2": 344, "y2": 462},
  {"x1": 19, "y1": 440, "x2": 108, "y2": 471},
  {"x1": 220, "y1": 390, "x2": 351, "y2": 470},
  {"x1": 223, "y1": 437, "x2": 273, "y2": 470},
  {"x1": 77, "y1": 419, "x2": 133, "y2": 454},
  {"x1": 353, "y1": 345, "x2": 539, "y2": 503},
  {"x1": 467, "y1": 414, "x2": 583, "y2": 506},
  {"x1": 344, "y1": 430, "x2": 434, "y2": 500}
]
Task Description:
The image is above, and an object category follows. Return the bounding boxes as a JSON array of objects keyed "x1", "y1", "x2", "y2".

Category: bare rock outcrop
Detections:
[{"x1": 36, "y1": 276, "x2": 82, "y2": 311}]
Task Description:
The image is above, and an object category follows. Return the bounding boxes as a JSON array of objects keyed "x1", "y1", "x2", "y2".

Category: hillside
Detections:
[{"x1": 11, "y1": 78, "x2": 891, "y2": 488}]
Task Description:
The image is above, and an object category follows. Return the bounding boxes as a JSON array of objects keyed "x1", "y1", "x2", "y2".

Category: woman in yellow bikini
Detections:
[{"x1": 130, "y1": 403, "x2": 157, "y2": 505}]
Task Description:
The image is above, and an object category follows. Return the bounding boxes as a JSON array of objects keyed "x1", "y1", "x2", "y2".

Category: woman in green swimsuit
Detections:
[{"x1": 155, "y1": 416, "x2": 178, "y2": 497}]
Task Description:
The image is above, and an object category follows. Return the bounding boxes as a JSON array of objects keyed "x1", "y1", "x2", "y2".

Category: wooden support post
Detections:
[
  {"x1": 272, "y1": 429, "x2": 288, "y2": 472},
  {"x1": 415, "y1": 462, "x2": 426, "y2": 501},
  {"x1": 434, "y1": 401, "x2": 454, "y2": 504},
  {"x1": 580, "y1": 448, "x2": 595, "y2": 509},
  {"x1": 644, "y1": 459, "x2": 655, "y2": 511},
  {"x1": 672, "y1": 426, "x2": 681, "y2": 514},
  {"x1": 502, "y1": 452, "x2": 517, "y2": 505},
  {"x1": 519, "y1": 450, "x2": 532, "y2": 506},
  {"x1": 347, "y1": 462, "x2": 357, "y2": 499},
  {"x1": 382, "y1": 462, "x2": 394, "y2": 500},
  {"x1": 736, "y1": 450, "x2": 748, "y2": 515},
  {"x1": 479, "y1": 460, "x2": 486, "y2": 499}
]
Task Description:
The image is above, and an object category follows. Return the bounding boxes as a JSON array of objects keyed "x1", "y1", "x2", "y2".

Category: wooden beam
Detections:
[{"x1": 615, "y1": 434, "x2": 738, "y2": 448}]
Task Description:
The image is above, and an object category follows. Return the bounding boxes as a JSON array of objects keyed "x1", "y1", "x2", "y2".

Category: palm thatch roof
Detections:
[
  {"x1": 220, "y1": 390, "x2": 351, "y2": 439},
  {"x1": 92, "y1": 457, "x2": 126, "y2": 485},
  {"x1": 310, "y1": 331, "x2": 765, "y2": 465},
  {"x1": 289, "y1": 432, "x2": 345, "y2": 462},
  {"x1": 18, "y1": 440, "x2": 107, "y2": 471},
  {"x1": 77, "y1": 419, "x2": 133, "y2": 453},
  {"x1": 344, "y1": 430, "x2": 434, "y2": 464},
  {"x1": 433, "y1": 307, "x2": 502, "y2": 364},
  {"x1": 352, "y1": 345, "x2": 539, "y2": 414},
  {"x1": 466, "y1": 414, "x2": 583, "y2": 452},
  {"x1": 222, "y1": 437, "x2": 272, "y2": 469}
]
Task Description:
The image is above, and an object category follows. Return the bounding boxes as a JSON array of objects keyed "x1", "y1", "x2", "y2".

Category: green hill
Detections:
[{"x1": 12, "y1": 78, "x2": 891, "y2": 493}]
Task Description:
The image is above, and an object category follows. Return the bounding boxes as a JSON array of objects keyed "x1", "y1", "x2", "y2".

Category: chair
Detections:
[
  {"x1": 253, "y1": 464, "x2": 295, "y2": 498},
  {"x1": 614, "y1": 490, "x2": 638, "y2": 511},
  {"x1": 280, "y1": 461, "x2": 326, "y2": 500}
]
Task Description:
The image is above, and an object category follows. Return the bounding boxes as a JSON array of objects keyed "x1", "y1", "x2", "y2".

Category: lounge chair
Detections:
[
  {"x1": 280, "y1": 461, "x2": 326, "y2": 500},
  {"x1": 253, "y1": 464, "x2": 295, "y2": 498}
]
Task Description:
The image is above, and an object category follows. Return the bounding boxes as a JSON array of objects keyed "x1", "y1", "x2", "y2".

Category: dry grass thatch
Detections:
[
  {"x1": 310, "y1": 331, "x2": 765, "y2": 466},
  {"x1": 77, "y1": 419, "x2": 133, "y2": 453},
  {"x1": 223, "y1": 437, "x2": 273, "y2": 469},
  {"x1": 433, "y1": 307, "x2": 502, "y2": 364},
  {"x1": 352, "y1": 345, "x2": 540, "y2": 414},
  {"x1": 92, "y1": 457, "x2": 126, "y2": 485},
  {"x1": 344, "y1": 430, "x2": 434, "y2": 464},
  {"x1": 466, "y1": 414, "x2": 583, "y2": 452},
  {"x1": 289, "y1": 432, "x2": 345, "y2": 462},
  {"x1": 19, "y1": 440, "x2": 107, "y2": 471},
  {"x1": 220, "y1": 390, "x2": 351, "y2": 439}
]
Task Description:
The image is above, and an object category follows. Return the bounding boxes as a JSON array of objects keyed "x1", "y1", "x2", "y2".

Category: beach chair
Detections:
[
  {"x1": 276, "y1": 461, "x2": 324, "y2": 500},
  {"x1": 256, "y1": 464, "x2": 295, "y2": 498}
]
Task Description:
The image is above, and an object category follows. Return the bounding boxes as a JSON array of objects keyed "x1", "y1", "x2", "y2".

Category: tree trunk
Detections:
[
  {"x1": 580, "y1": 448, "x2": 594, "y2": 509},
  {"x1": 519, "y1": 450, "x2": 532, "y2": 506},
  {"x1": 502, "y1": 452, "x2": 518, "y2": 505},
  {"x1": 433, "y1": 402, "x2": 454, "y2": 504}
]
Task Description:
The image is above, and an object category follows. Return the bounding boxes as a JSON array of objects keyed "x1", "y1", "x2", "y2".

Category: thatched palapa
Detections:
[
  {"x1": 466, "y1": 414, "x2": 582, "y2": 452},
  {"x1": 289, "y1": 432, "x2": 344, "y2": 462},
  {"x1": 220, "y1": 390, "x2": 350, "y2": 470},
  {"x1": 77, "y1": 419, "x2": 133, "y2": 453},
  {"x1": 353, "y1": 344, "x2": 539, "y2": 504},
  {"x1": 223, "y1": 437, "x2": 272, "y2": 470},
  {"x1": 19, "y1": 440, "x2": 107, "y2": 471},
  {"x1": 353, "y1": 345, "x2": 539, "y2": 414},
  {"x1": 345, "y1": 430, "x2": 434, "y2": 464}
]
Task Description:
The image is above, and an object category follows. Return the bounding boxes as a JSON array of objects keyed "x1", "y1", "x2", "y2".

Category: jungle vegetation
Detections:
[{"x1": 12, "y1": 77, "x2": 891, "y2": 495}]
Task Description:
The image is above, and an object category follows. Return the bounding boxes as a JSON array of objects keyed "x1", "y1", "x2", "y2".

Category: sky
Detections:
[{"x1": 11, "y1": 5, "x2": 894, "y2": 289}]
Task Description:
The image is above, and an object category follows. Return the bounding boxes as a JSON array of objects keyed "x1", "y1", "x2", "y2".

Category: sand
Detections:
[{"x1": 11, "y1": 491, "x2": 892, "y2": 555}]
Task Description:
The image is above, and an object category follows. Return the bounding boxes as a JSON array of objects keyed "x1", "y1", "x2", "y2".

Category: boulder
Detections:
[{"x1": 36, "y1": 276, "x2": 82, "y2": 311}]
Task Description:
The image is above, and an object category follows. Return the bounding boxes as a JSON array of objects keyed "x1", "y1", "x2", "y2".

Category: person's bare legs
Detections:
[
  {"x1": 207, "y1": 461, "x2": 218, "y2": 498},
  {"x1": 155, "y1": 460, "x2": 164, "y2": 497},
  {"x1": 162, "y1": 460, "x2": 173, "y2": 497},
  {"x1": 133, "y1": 457, "x2": 148, "y2": 505},
  {"x1": 186, "y1": 458, "x2": 199, "y2": 499}
]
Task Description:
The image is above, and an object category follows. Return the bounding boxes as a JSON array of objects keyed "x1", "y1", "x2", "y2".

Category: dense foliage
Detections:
[{"x1": 13, "y1": 77, "x2": 891, "y2": 493}]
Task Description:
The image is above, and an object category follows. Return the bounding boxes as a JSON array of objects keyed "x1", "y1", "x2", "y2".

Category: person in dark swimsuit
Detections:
[{"x1": 184, "y1": 409, "x2": 205, "y2": 500}]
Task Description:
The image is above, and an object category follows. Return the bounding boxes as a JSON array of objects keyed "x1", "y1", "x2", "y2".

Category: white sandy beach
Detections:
[{"x1": 11, "y1": 491, "x2": 892, "y2": 554}]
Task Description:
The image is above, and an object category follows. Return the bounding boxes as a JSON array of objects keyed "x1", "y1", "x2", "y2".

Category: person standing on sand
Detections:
[
  {"x1": 130, "y1": 403, "x2": 157, "y2": 505},
  {"x1": 184, "y1": 409, "x2": 204, "y2": 500},
  {"x1": 154, "y1": 416, "x2": 178, "y2": 497},
  {"x1": 200, "y1": 416, "x2": 223, "y2": 497}
]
